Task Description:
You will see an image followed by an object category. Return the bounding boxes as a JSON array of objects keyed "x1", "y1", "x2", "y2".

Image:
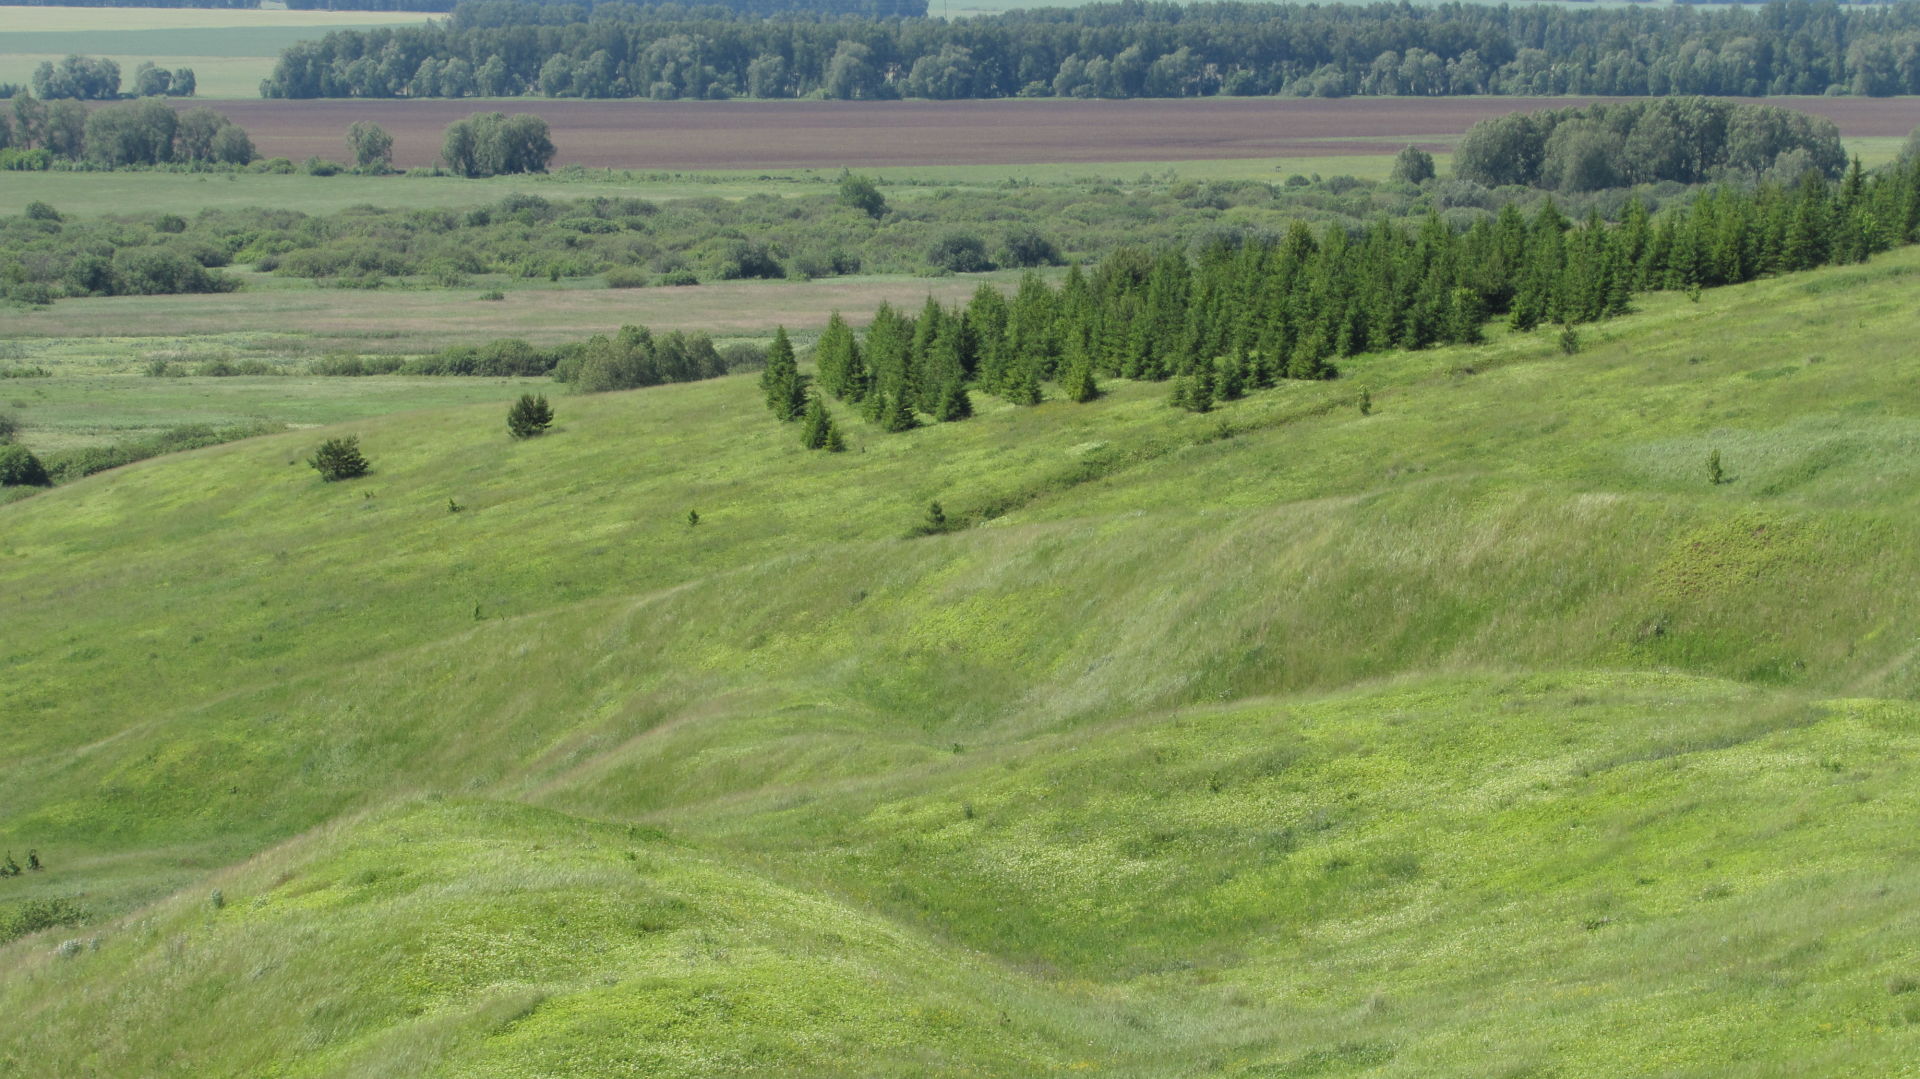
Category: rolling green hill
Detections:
[{"x1": 6, "y1": 248, "x2": 1920, "y2": 1076}]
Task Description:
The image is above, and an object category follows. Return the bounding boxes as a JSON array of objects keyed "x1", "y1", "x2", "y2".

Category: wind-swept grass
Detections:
[{"x1": 7, "y1": 246, "x2": 1920, "y2": 1075}]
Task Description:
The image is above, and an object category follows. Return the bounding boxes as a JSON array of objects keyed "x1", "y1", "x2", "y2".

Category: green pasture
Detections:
[
  {"x1": 0, "y1": 153, "x2": 1418, "y2": 217},
  {"x1": 0, "y1": 9, "x2": 429, "y2": 100},
  {"x1": 7, "y1": 244, "x2": 1920, "y2": 1073}
]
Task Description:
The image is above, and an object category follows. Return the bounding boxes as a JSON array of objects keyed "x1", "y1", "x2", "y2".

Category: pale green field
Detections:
[
  {"x1": 0, "y1": 154, "x2": 1414, "y2": 216},
  {"x1": 0, "y1": 7, "x2": 430, "y2": 99},
  {"x1": 6, "y1": 245, "x2": 1920, "y2": 1073}
]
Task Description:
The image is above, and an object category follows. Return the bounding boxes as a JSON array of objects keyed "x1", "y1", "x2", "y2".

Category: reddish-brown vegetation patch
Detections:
[{"x1": 195, "y1": 96, "x2": 1920, "y2": 171}]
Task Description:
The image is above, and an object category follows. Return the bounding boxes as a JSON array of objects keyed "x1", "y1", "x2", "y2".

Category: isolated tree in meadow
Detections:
[
  {"x1": 347, "y1": 121, "x2": 395, "y2": 172},
  {"x1": 760, "y1": 327, "x2": 806, "y2": 420},
  {"x1": 506, "y1": 393, "x2": 554, "y2": 438},
  {"x1": 1390, "y1": 144, "x2": 1436, "y2": 184},
  {"x1": 308, "y1": 435, "x2": 370, "y2": 482}
]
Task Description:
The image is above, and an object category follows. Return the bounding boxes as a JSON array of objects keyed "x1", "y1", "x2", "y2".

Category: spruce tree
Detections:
[
  {"x1": 823, "y1": 422, "x2": 847, "y2": 452},
  {"x1": 934, "y1": 379, "x2": 972, "y2": 422},
  {"x1": 1186, "y1": 364, "x2": 1215, "y2": 413},
  {"x1": 506, "y1": 393, "x2": 554, "y2": 438},
  {"x1": 882, "y1": 391, "x2": 918, "y2": 432},
  {"x1": 1004, "y1": 362, "x2": 1042, "y2": 406},
  {"x1": 1063, "y1": 357, "x2": 1099, "y2": 403},
  {"x1": 1215, "y1": 355, "x2": 1244, "y2": 401},
  {"x1": 760, "y1": 326, "x2": 805, "y2": 420},
  {"x1": 800, "y1": 394, "x2": 831, "y2": 449},
  {"x1": 308, "y1": 435, "x2": 369, "y2": 481}
]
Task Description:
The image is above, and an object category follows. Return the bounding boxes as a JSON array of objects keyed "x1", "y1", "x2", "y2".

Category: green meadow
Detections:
[
  {"x1": 6, "y1": 234, "x2": 1920, "y2": 1073},
  {"x1": 0, "y1": 8, "x2": 429, "y2": 99}
]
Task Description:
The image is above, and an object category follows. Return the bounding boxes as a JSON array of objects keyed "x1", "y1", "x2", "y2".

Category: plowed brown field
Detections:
[{"x1": 195, "y1": 96, "x2": 1920, "y2": 171}]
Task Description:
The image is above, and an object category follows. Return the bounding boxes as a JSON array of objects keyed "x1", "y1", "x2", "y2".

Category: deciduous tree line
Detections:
[
  {"x1": 777, "y1": 154, "x2": 1920, "y2": 433},
  {"x1": 0, "y1": 95, "x2": 252, "y2": 169},
  {"x1": 266, "y1": 0, "x2": 1920, "y2": 100},
  {"x1": 23, "y1": 56, "x2": 196, "y2": 101}
]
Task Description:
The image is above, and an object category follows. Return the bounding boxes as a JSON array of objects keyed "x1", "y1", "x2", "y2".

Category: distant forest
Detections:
[
  {"x1": 264, "y1": 0, "x2": 1920, "y2": 100},
  {"x1": 0, "y1": 0, "x2": 927, "y2": 13}
]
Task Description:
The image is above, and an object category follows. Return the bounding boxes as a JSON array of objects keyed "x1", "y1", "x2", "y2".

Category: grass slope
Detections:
[{"x1": 7, "y1": 249, "x2": 1920, "y2": 1075}]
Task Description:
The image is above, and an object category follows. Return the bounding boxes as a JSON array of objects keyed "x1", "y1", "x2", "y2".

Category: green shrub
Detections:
[
  {"x1": 0, "y1": 897, "x2": 87, "y2": 945},
  {"x1": 928, "y1": 232, "x2": 992, "y2": 273},
  {"x1": 605, "y1": 266, "x2": 650, "y2": 289},
  {"x1": 507, "y1": 393, "x2": 554, "y2": 439},
  {"x1": 0, "y1": 444, "x2": 49, "y2": 486},
  {"x1": 308, "y1": 435, "x2": 370, "y2": 482}
]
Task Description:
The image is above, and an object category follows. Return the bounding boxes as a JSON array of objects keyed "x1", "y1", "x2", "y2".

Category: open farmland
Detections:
[
  {"x1": 184, "y1": 95, "x2": 1920, "y2": 171},
  {"x1": 0, "y1": 6, "x2": 429, "y2": 99}
]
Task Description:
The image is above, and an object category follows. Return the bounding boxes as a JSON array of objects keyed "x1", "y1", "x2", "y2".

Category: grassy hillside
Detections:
[{"x1": 7, "y1": 247, "x2": 1920, "y2": 1075}]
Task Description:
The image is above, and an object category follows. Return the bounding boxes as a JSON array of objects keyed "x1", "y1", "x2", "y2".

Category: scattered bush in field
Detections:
[
  {"x1": 1558, "y1": 325, "x2": 1582, "y2": 354},
  {"x1": 308, "y1": 435, "x2": 370, "y2": 482},
  {"x1": 1390, "y1": 144, "x2": 1435, "y2": 184},
  {"x1": 0, "y1": 410, "x2": 17, "y2": 442},
  {"x1": 507, "y1": 393, "x2": 555, "y2": 438},
  {"x1": 658, "y1": 271, "x2": 699, "y2": 286},
  {"x1": 1001, "y1": 227, "x2": 1061, "y2": 268},
  {"x1": 1708, "y1": 449, "x2": 1726, "y2": 486},
  {"x1": 479, "y1": 290, "x2": 506, "y2": 301},
  {"x1": 0, "y1": 444, "x2": 50, "y2": 487},
  {"x1": 716, "y1": 239, "x2": 784, "y2": 280},
  {"x1": 927, "y1": 232, "x2": 992, "y2": 273},
  {"x1": 1, "y1": 897, "x2": 87, "y2": 945},
  {"x1": 310, "y1": 354, "x2": 403, "y2": 377},
  {"x1": 837, "y1": 169, "x2": 887, "y2": 219},
  {"x1": 920, "y1": 501, "x2": 949, "y2": 534},
  {"x1": 605, "y1": 266, "x2": 649, "y2": 288},
  {"x1": 719, "y1": 342, "x2": 766, "y2": 372},
  {"x1": 24, "y1": 201, "x2": 62, "y2": 223}
]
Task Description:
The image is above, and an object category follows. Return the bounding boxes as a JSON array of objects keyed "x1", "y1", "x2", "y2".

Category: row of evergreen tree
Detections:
[
  {"x1": 265, "y1": 0, "x2": 1920, "y2": 100},
  {"x1": 760, "y1": 154, "x2": 1920, "y2": 435}
]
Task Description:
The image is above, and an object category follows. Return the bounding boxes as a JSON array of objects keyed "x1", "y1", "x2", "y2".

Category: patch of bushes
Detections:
[
  {"x1": 0, "y1": 897, "x2": 87, "y2": 945},
  {"x1": 0, "y1": 444, "x2": 51, "y2": 487},
  {"x1": 39, "y1": 421, "x2": 282, "y2": 484}
]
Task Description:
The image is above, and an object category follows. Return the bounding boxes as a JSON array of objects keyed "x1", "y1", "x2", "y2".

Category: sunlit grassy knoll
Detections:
[{"x1": 7, "y1": 247, "x2": 1920, "y2": 1073}]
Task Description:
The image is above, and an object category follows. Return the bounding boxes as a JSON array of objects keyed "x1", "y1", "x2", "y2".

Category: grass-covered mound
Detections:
[{"x1": 7, "y1": 248, "x2": 1920, "y2": 1075}]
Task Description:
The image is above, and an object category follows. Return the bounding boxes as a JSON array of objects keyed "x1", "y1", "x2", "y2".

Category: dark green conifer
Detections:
[
  {"x1": 800, "y1": 394, "x2": 831, "y2": 449},
  {"x1": 882, "y1": 391, "x2": 919, "y2": 432},
  {"x1": 760, "y1": 326, "x2": 806, "y2": 420},
  {"x1": 506, "y1": 393, "x2": 553, "y2": 438},
  {"x1": 934, "y1": 380, "x2": 972, "y2": 422}
]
